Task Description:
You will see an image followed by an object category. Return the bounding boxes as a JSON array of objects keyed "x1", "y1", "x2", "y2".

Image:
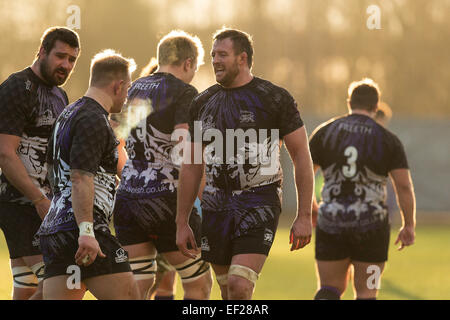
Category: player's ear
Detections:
[
  {"x1": 239, "y1": 52, "x2": 248, "y2": 67},
  {"x1": 184, "y1": 58, "x2": 192, "y2": 72},
  {"x1": 38, "y1": 46, "x2": 46, "y2": 59},
  {"x1": 113, "y1": 79, "x2": 124, "y2": 95}
]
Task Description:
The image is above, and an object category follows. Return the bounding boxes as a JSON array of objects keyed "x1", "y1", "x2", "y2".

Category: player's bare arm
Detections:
[
  {"x1": 312, "y1": 164, "x2": 321, "y2": 227},
  {"x1": 390, "y1": 168, "x2": 416, "y2": 250},
  {"x1": 70, "y1": 168, "x2": 106, "y2": 266},
  {"x1": 0, "y1": 134, "x2": 50, "y2": 219},
  {"x1": 176, "y1": 141, "x2": 204, "y2": 259},
  {"x1": 283, "y1": 126, "x2": 314, "y2": 251}
]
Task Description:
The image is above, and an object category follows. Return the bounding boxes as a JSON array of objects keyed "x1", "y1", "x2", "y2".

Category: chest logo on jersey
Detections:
[
  {"x1": 36, "y1": 109, "x2": 55, "y2": 127},
  {"x1": 202, "y1": 115, "x2": 215, "y2": 130},
  {"x1": 240, "y1": 111, "x2": 255, "y2": 125},
  {"x1": 25, "y1": 80, "x2": 32, "y2": 91}
]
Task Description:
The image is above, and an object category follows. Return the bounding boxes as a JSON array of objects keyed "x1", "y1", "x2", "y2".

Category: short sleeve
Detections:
[
  {"x1": 278, "y1": 91, "x2": 304, "y2": 138},
  {"x1": 309, "y1": 126, "x2": 325, "y2": 166},
  {"x1": 70, "y1": 112, "x2": 110, "y2": 174},
  {"x1": 388, "y1": 134, "x2": 409, "y2": 171},
  {"x1": 0, "y1": 75, "x2": 31, "y2": 137},
  {"x1": 174, "y1": 86, "x2": 198, "y2": 125},
  {"x1": 187, "y1": 95, "x2": 201, "y2": 142}
]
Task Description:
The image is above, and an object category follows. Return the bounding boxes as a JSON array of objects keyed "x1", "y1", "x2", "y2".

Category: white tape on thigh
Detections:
[
  {"x1": 30, "y1": 262, "x2": 45, "y2": 283},
  {"x1": 174, "y1": 257, "x2": 210, "y2": 284},
  {"x1": 216, "y1": 274, "x2": 228, "y2": 286},
  {"x1": 129, "y1": 255, "x2": 157, "y2": 281},
  {"x1": 229, "y1": 265, "x2": 259, "y2": 285},
  {"x1": 12, "y1": 266, "x2": 38, "y2": 288}
]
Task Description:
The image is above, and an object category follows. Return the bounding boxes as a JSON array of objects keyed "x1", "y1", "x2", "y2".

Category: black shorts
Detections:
[
  {"x1": 113, "y1": 195, "x2": 202, "y2": 253},
  {"x1": 0, "y1": 202, "x2": 42, "y2": 259},
  {"x1": 315, "y1": 221, "x2": 391, "y2": 263},
  {"x1": 40, "y1": 228, "x2": 131, "y2": 281},
  {"x1": 201, "y1": 206, "x2": 281, "y2": 265}
]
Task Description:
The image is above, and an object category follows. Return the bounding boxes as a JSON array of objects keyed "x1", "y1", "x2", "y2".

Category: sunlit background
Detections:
[
  {"x1": 1, "y1": 0, "x2": 449, "y2": 218},
  {"x1": 0, "y1": 0, "x2": 449, "y2": 299}
]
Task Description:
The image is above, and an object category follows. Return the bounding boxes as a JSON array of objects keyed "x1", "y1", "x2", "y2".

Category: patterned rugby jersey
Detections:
[
  {"x1": 188, "y1": 77, "x2": 303, "y2": 204},
  {"x1": 309, "y1": 113, "x2": 409, "y2": 233},
  {"x1": 38, "y1": 97, "x2": 119, "y2": 235},
  {"x1": 0, "y1": 67, "x2": 69, "y2": 204},
  {"x1": 116, "y1": 72, "x2": 197, "y2": 200}
]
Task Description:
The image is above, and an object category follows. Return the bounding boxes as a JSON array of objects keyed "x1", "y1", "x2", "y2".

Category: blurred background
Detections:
[
  {"x1": 0, "y1": 0, "x2": 449, "y2": 299},
  {"x1": 1, "y1": 0, "x2": 448, "y2": 217}
]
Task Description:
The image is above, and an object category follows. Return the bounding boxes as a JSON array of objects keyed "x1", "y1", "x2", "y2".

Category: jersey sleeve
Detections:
[
  {"x1": 174, "y1": 86, "x2": 198, "y2": 126},
  {"x1": 277, "y1": 90, "x2": 304, "y2": 138},
  {"x1": 309, "y1": 126, "x2": 324, "y2": 166},
  {"x1": 70, "y1": 112, "x2": 110, "y2": 174},
  {"x1": 187, "y1": 95, "x2": 201, "y2": 142},
  {"x1": 0, "y1": 75, "x2": 32, "y2": 137},
  {"x1": 388, "y1": 134, "x2": 409, "y2": 171}
]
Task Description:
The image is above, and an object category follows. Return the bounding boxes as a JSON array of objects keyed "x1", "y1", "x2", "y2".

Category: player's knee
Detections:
[
  {"x1": 314, "y1": 286, "x2": 341, "y2": 300},
  {"x1": 227, "y1": 265, "x2": 259, "y2": 299},
  {"x1": 12, "y1": 266, "x2": 38, "y2": 290},
  {"x1": 129, "y1": 254, "x2": 156, "y2": 283},
  {"x1": 175, "y1": 257, "x2": 210, "y2": 285},
  {"x1": 176, "y1": 258, "x2": 212, "y2": 299}
]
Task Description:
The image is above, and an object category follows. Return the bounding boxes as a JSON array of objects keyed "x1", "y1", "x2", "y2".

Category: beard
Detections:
[
  {"x1": 39, "y1": 57, "x2": 69, "y2": 86},
  {"x1": 216, "y1": 60, "x2": 239, "y2": 87}
]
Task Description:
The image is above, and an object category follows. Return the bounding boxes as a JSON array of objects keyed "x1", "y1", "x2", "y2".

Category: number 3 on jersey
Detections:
[{"x1": 342, "y1": 146, "x2": 358, "y2": 178}]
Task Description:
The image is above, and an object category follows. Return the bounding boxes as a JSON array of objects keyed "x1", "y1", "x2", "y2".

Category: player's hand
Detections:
[
  {"x1": 176, "y1": 223, "x2": 198, "y2": 259},
  {"x1": 75, "y1": 236, "x2": 106, "y2": 266},
  {"x1": 35, "y1": 198, "x2": 51, "y2": 220},
  {"x1": 395, "y1": 225, "x2": 415, "y2": 251},
  {"x1": 289, "y1": 214, "x2": 312, "y2": 251}
]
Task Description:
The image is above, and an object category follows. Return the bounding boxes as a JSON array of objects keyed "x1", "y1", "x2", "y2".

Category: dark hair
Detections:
[
  {"x1": 37, "y1": 27, "x2": 80, "y2": 57},
  {"x1": 347, "y1": 78, "x2": 380, "y2": 112},
  {"x1": 213, "y1": 28, "x2": 254, "y2": 68}
]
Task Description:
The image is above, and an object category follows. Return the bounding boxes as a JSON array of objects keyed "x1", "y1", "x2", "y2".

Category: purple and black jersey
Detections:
[
  {"x1": 0, "y1": 67, "x2": 68, "y2": 204},
  {"x1": 188, "y1": 77, "x2": 303, "y2": 209},
  {"x1": 309, "y1": 113, "x2": 409, "y2": 233},
  {"x1": 38, "y1": 97, "x2": 119, "y2": 235},
  {"x1": 116, "y1": 72, "x2": 197, "y2": 200}
]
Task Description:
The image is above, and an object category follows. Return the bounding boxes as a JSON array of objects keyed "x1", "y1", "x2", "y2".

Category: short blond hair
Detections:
[
  {"x1": 90, "y1": 49, "x2": 136, "y2": 87},
  {"x1": 157, "y1": 30, "x2": 204, "y2": 68}
]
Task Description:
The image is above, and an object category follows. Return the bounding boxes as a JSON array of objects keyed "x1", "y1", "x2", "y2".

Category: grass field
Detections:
[{"x1": 1, "y1": 222, "x2": 449, "y2": 300}]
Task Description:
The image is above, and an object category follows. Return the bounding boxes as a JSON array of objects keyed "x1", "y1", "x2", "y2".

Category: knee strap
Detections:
[
  {"x1": 174, "y1": 257, "x2": 210, "y2": 284},
  {"x1": 228, "y1": 265, "x2": 259, "y2": 285},
  {"x1": 12, "y1": 266, "x2": 38, "y2": 288},
  {"x1": 216, "y1": 273, "x2": 228, "y2": 286},
  {"x1": 30, "y1": 262, "x2": 45, "y2": 283},
  {"x1": 130, "y1": 255, "x2": 157, "y2": 281}
]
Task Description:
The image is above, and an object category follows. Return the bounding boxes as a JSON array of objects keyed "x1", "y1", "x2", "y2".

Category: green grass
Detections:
[{"x1": 1, "y1": 224, "x2": 449, "y2": 300}]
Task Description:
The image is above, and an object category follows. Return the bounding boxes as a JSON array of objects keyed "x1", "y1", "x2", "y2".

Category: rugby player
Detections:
[
  {"x1": 38, "y1": 50, "x2": 140, "y2": 299},
  {"x1": 113, "y1": 31, "x2": 212, "y2": 300},
  {"x1": 0, "y1": 27, "x2": 80, "y2": 299},
  {"x1": 176, "y1": 28, "x2": 314, "y2": 300},
  {"x1": 310, "y1": 79, "x2": 416, "y2": 300}
]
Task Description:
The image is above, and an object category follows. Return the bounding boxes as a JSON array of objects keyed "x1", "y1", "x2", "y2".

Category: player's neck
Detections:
[
  {"x1": 350, "y1": 109, "x2": 376, "y2": 119},
  {"x1": 223, "y1": 70, "x2": 254, "y2": 89},
  {"x1": 157, "y1": 65, "x2": 188, "y2": 83},
  {"x1": 85, "y1": 86, "x2": 113, "y2": 113}
]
